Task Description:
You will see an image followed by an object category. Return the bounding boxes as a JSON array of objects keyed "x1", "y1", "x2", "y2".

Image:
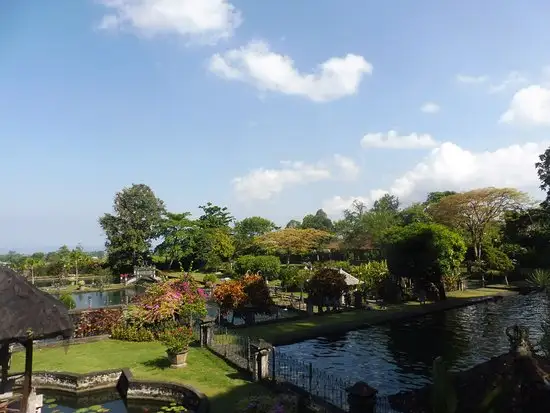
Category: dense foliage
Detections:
[
  {"x1": 234, "y1": 255, "x2": 281, "y2": 279},
  {"x1": 72, "y1": 308, "x2": 123, "y2": 338},
  {"x1": 212, "y1": 273, "x2": 273, "y2": 314},
  {"x1": 126, "y1": 276, "x2": 207, "y2": 327},
  {"x1": 306, "y1": 268, "x2": 347, "y2": 305},
  {"x1": 382, "y1": 223, "x2": 466, "y2": 300}
]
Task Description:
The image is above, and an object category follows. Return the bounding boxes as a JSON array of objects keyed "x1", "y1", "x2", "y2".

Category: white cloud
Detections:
[
  {"x1": 456, "y1": 74, "x2": 488, "y2": 84},
  {"x1": 96, "y1": 0, "x2": 241, "y2": 44},
  {"x1": 361, "y1": 130, "x2": 438, "y2": 149},
  {"x1": 233, "y1": 155, "x2": 360, "y2": 200},
  {"x1": 323, "y1": 141, "x2": 547, "y2": 215},
  {"x1": 489, "y1": 71, "x2": 527, "y2": 94},
  {"x1": 420, "y1": 102, "x2": 440, "y2": 114},
  {"x1": 500, "y1": 85, "x2": 550, "y2": 125},
  {"x1": 333, "y1": 154, "x2": 360, "y2": 180},
  {"x1": 209, "y1": 40, "x2": 373, "y2": 102}
]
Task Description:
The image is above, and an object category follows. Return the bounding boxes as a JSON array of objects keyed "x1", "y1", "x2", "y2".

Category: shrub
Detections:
[
  {"x1": 234, "y1": 255, "x2": 281, "y2": 280},
  {"x1": 306, "y1": 267, "x2": 347, "y2": 304},
  {"x1": 484, "y1": 246, "x2": 514, "y2": 273},
  {"x1": 73, "y1": 308, "x2": 123, "y2": 338},
  {"x1": 203, "y1": 273, "x2": 218, "y2": 286},
  {"x1": 241, "y1": 273, "x2": 274, "y2": 311},
  {"x1": 354, "y1": 260, "x2": 389, "y2": 292},
  {"x1": 158, "y1": 325, "x2": 194, "y2": 354},
  {"x1": 527, "y1": 269, "x2": 550, "y2": 290},
  {"x1": 110, "y1": 324, "x2": 155, "y2": 342},
  {"x1": 279, "y1": 265, "x2": 299, "y2": 289},
  {"x1": 58, "y1": 293, "x2": 76, "y2": 310},
  {"x1": 127, "y1": 276, "x2": 207, "y2": 326},
  {"x1": 212, "y1": 280, "x2": 247, "y2": 314}
]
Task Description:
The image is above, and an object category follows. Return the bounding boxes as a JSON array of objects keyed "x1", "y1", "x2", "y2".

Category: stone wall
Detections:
[{"x1": 12, "y1": 369, "x2": 209, "y2": 413}]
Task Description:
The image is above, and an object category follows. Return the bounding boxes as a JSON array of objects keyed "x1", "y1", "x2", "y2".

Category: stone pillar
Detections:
[
  {"x1": 199, "y1": 317, "x2": 215, "y2": 348},
  {"x1": 250, "y1": 340, "x2": 272, "y2": 381},
  {"x1": 347, "y1": 381, "x2": 378, "y2": 413}
]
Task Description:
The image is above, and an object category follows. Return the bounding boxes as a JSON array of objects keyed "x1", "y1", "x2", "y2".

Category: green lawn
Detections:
[
  {"x1": 11, "y1": 340, "x2": 267, "y2": 413},
  {"x1": 241, "y1": 287, "x2": 515, "y2": 345}
]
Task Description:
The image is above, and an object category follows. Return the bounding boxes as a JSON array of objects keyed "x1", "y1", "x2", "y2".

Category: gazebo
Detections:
[{"x1": 0, "y1": 266, "x2": 73, "y2": 413}]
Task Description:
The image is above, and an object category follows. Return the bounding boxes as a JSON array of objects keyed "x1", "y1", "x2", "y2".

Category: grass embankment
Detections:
[
  {"x1": 241, "y1": 287, "x2": 517, "y2": 346},
  {"x1": 11, "y1": 340, "x2": 267, "y2": 413}
]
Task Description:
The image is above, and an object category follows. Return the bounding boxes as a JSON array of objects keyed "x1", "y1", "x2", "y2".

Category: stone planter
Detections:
[{"x1": 167, "y1": 350, "x2": 188, "y2": 368}]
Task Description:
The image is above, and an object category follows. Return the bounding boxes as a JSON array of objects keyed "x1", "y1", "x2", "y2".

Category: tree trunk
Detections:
[
  {"x1": 435, "y1": 281, "x2": 447, "y2": 300},
  {"x1": 286, "y1": 254, "x2": 290, "y2": 265}
]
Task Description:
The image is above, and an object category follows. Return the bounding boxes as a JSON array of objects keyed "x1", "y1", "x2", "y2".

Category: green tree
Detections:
[
  {"x1": 22, "y1": 256, "x2": 45, "y2": 284},
  {"x1": 155, "y1": 212, "x2": 196, "y2": 269},
  {"x1": 382, "y1": 223, "x2": 466, "y2": 300},
  {"x1": 425, "y1": 191, "x2": 457, "y2": 205},
  {"x1": 198, "y1": 202, "x2": 234, "y2": 229},
  {"x1": 301, "y1": 209, "x2": 334, "y2": 232},
  {"x1": 234, "y1": 216, "x2": 278, "y2": 254},
  {"x1": 69, "y1": 244, "x2": 91, "y2": 282},
  {"x1": 285, "y1": 219, "x2": 301, "y2": 229},
  {"x1": 399, "y1": 203, "x2": 432, "y2": 225},
  {"x1": 371, "y1": 194, "x2": 400, "y2": 213},
  {"x1": 99, "y1": 184, "x2": 166, "y2": 273},
  {"x1": 536, "y1": 146, "x2": 550, "y2": 206},
  {"x1": 194, "y1": 227, "x2": 235, "y2": 271}
]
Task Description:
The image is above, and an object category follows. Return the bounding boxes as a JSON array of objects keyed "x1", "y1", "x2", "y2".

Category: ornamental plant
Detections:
[
  {"x1": 212, "y1": 279, "x2": 247, "y2": 315},
  {"x1": 158, "y1": 325, "x2": 194, "y2": 354},
  {"x1": 127, "y1": 275, "x2": 207, "y2": 327}
]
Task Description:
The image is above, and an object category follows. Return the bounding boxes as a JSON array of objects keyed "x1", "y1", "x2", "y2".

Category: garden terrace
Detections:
[{"x1": 10, "y1": 340, "x2": 270, "y2": 413}]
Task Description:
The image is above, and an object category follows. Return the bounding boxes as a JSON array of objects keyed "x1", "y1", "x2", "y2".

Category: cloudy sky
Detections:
[{"x1": 2, "y1": 0, "x2": 550, "y2": 251}]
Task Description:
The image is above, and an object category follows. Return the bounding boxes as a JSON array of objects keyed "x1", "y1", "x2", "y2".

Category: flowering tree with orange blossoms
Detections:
[{"x1": 212, "y1": 279, "x2": 247, "y2": 315}]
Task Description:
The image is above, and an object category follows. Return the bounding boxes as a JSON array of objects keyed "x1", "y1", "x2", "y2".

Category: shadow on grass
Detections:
[
  {"x1": 141, "y1": 356, "x2": 171, "y2": 370},
  {"x1": 207, "y1": 380, "x2": 275, "y2": 413}
]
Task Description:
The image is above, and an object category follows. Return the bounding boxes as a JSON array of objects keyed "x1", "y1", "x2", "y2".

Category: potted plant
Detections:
[{"x1": 159, "y1": 326, "x2": 193, "y2": 368}]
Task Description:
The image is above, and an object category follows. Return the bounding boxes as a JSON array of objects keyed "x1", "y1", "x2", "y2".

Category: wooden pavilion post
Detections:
[{"x1": 19, "y1": 339, "x2": 33, "y2": 413}]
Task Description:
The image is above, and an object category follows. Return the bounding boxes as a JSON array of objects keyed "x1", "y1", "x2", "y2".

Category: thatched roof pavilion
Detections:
[{"x1": 0, "y1": 266, "x2": 73, "y2": 413}]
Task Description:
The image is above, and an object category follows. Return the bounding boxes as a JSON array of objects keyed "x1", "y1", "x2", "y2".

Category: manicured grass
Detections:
[
  {"x1": 240, "y1": 287, "x2": 515, "y2": 345},
  {"x1": 11, "y1": 340, "x2": 267, "y2": 413}
]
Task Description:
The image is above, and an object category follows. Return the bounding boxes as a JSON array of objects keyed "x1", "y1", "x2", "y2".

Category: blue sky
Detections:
[{"x1": 2, "y1": 0, "x2": 550, "y2": 252}]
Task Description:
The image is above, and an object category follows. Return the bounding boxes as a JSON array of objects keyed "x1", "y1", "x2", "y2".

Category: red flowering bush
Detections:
[
  {"x1": 72, "y1": 308, "x2": 123, "y2": 338},
  {"x1": 212, "y1": 273, "x2": 273, "y2": 315},
  {"x1": 212, "y1": 280, "x2": 247, "y2": 315},
  {"x1": 126, "y1": 275, "x2": 207, "y2": 327}
]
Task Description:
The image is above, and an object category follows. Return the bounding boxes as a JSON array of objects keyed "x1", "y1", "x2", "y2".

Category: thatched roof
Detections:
[
  {"x1": 339, "y1": 269, "x2": 361, "y2": 286},
  {"x1": 0, "y1": 266, "x2": 73, "y2": 344}
]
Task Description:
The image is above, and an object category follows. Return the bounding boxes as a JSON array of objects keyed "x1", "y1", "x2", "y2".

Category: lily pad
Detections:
[
  {"x1": 89, "y1": 405, "x2": 104, "y2": 412},
  {"x1": 75, "y1": 408, "x2": 90, "y2": 413},
  {"x1": 44, "y1": 398, "x2": 57, "y2": 404},
  {"x1": 47, "y1": 404, "x2": 58, "y2": 408}
]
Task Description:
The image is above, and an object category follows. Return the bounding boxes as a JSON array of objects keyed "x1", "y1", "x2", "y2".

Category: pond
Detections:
[
  {"x1": 278, "y1": 292, "x2": 550, "y2": 396},
  {"x1": 40, "y1": 389, "x2": 187, "y2": 413},
  {"x1": 68, "y1": 288, "x2": 144, "y2": 309}
]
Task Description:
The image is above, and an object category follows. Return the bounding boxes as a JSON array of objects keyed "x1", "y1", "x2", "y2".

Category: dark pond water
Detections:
[
  {"x1": 68, "y1": 288, "x2": 143, "y2": 309},
  {"x1": 40, "y1": 389, "x2": 185, "y2": 413},
  {"x1": 279, "y1": 292, "x2": 550, "y2": 396}
]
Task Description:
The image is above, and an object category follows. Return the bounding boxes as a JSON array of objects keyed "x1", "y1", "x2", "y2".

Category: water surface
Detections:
[{"x1": 279, "y1": 293, "x2": 550, "y2": 395}]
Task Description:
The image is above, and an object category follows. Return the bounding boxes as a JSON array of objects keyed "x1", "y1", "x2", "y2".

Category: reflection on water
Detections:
[
  {"x1": 279, "y1": 293, "x2": 550, "y2": 395},
  {"x1": 69, "y1": 288, "x2": 143, "y2": 309}
]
